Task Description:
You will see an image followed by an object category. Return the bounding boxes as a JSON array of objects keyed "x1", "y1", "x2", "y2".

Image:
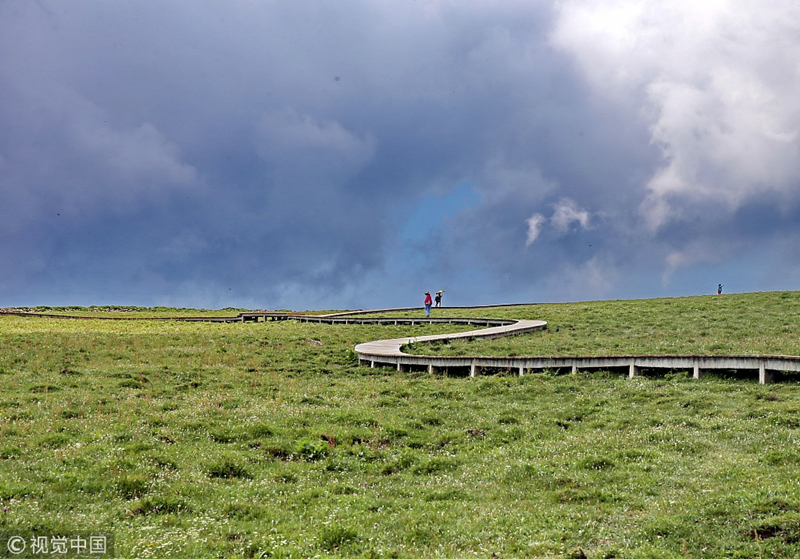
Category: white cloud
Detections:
[
  {"x1": 525, "y1": 213, "x2": 546, "y2": 246},
  {"x1": 552, "y1": 0, "x2": 800, "y2": 231},
  {"x1": 551, "y1": 198, "x2": 591, "y2": 234},
  {"x1": 524, "y1": 198, "x2": 591, "y2": 247}
]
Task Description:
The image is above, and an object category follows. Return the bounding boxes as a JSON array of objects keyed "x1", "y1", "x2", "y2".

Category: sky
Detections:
[{"x1": 2, "y1": 0, "x2": 800, "y2": 310}]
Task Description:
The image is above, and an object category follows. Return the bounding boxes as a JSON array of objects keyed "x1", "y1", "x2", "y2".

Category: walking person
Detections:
[
  {"x1": 434, "y1": 290, "x2": 443, "y2": 307},
  {"x1": 424, "y1": 291, "x2": 433, "y2": 317},
  {"x1": 717, "y1": 284, "x2": 723, "y2": 295}
]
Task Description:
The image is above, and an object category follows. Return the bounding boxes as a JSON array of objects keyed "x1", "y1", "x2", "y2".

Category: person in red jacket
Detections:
[{"x1": 424, "y1": 292, "x2": 432, "y2": 317}]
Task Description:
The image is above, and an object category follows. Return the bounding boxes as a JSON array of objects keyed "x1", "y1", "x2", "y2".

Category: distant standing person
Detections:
[
  {"x1": 717, "y1": 284, "x2": 723, "y2": 295},
  {"x1": 424, "y1": 292, "x2": 433, "y2": 317},
  {"x1": 434, "y1": 290, "x2": 443, "y2": 307}
]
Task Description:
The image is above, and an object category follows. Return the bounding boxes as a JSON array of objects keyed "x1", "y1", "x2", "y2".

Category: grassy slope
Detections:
[
  {"x1": 0, "y1": 293, "x2": 798, "y2": 558},
  {"x1": 406, "y1": 291, "x2": 800, "y2": 357}
]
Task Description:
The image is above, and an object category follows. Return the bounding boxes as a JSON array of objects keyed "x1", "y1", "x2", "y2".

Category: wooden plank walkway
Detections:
[
  {"x1": 6, "y1": 307, "x2": 800, "y2": 383},
  {"x1": 354, "y1": 319, "x2": 546, "y2": 357},
  {"x1": 349, "y1": 315, "x2": 800, "y2": 384}
]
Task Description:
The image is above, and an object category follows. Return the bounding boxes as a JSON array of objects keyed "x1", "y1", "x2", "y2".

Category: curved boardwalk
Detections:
[
  {"x1": 240, "y1": 308, "x2": 800, "y2": 384},
  {"x1": 349, "y1": 316, "x2": 800, "y2": 384},
  {"x1": 5, "y1": 307, "x2": 800, "y2": 383}
]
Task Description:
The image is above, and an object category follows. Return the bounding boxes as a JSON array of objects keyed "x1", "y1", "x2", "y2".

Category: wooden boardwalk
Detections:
[
  {"x1": 351, "y1": 317, "x2": 800, "y2": 383},
  {"x1": 5, "y1": 307, "x2": 800, "y2": 383}
]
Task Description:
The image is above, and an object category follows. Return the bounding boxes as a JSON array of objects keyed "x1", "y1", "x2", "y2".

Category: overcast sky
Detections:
[{"x1": 2, "y1": 0, "x2": 800, "y2": 310}]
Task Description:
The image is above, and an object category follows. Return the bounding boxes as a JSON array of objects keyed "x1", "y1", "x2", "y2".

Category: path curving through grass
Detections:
[{"x1": 6, "y1": 304, "x2": 800, "y2": 383}]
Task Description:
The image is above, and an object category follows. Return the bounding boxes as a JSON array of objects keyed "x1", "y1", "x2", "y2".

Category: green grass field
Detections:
[
  {"x1": 1, "y1": 292, "x2": 800, "y2": 558},
  {"x1": 404, "y1": 291, "x2": 800, "y2": 357}
]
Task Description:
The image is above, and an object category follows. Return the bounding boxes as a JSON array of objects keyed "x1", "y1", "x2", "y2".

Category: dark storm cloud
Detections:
[
  {"x1": 2, "y1": 0, "x2": 800, "y2": 308},
  {"x1": 431, "y1": 0, "x2": 800, "y2": 302}
]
